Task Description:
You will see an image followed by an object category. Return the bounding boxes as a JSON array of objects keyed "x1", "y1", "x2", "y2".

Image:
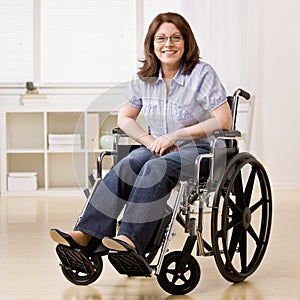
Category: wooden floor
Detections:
[{"x1": 0, "y1": 190, "x2": 299, "y2": 300}]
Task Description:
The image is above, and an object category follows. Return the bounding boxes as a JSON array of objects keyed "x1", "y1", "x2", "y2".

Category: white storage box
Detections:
[{"x1": 7, "y1": 172, "x2": 38, "y2": 191}]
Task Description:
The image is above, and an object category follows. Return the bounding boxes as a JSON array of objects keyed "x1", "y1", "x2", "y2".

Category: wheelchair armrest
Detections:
[
  {"x1": 213, "y1": 129, "x2": 242, "y2": 139},
  {"x1": 97, "y1": 150, "x2": 117, "y2": 179},
  {"x1": 112, "y1": 127, "x2": 128, "y2": 136}
]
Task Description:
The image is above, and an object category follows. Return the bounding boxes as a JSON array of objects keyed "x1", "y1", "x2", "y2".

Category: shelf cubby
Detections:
[
  {"x1": 6, "y1": 112, "x2": 44, "y2": 150},
  {"x1": 7, "y1": 153, "x2": 45, "y2": 189},
  {"x1": 0, "y1": 100, "x2": 147, "y2": 196}
]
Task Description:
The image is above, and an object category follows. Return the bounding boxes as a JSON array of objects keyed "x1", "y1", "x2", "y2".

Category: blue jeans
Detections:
[{"x1": 74, "y1": 145, "x2": 209, "y2": 254}]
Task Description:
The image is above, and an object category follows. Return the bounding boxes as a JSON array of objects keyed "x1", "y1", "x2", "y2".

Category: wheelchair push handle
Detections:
[{"x1": 234, "y1": 88, "x2": 251, "y2": 100}]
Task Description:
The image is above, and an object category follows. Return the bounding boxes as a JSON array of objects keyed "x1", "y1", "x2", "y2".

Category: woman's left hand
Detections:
[{"x1": 147, "y1": 135, "x2": 177, "y2": 156}]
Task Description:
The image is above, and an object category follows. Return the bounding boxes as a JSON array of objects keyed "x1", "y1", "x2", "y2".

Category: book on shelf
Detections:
[
  {"x1": 48, "y1": 144, "x2": 82, "y2": 151},
  {"x1": 48, "y1": 134, "x2": 81, "y2": 144},
  {"x1": 48, "y1": 134, "x2": 82, "y2": 150},
  {"x1": 19, "y1": 93, "x2": 48, "y2": 105}
]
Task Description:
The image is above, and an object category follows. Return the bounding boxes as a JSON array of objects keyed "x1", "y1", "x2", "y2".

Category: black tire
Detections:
[
  {"x1": 211, "y1": 152, "x2": 272, "y2": 283},
  {"x1": 157, "y1": 251, "x2": 201, "y2": 295},
  {"x1": 61, "y1": 254, "x2": 103, "y2": 285}
]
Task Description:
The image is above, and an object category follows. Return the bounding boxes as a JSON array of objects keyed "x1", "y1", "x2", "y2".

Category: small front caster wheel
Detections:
[
  {"x1": 56, "y1": 244, "x2": 103, "y2": 285},
  {"x1": 61, "y1": 255, "x2": 103, "y2": 285},
  {"x1": 157, "y1": 251, "x2": 201, "y2": 295}
]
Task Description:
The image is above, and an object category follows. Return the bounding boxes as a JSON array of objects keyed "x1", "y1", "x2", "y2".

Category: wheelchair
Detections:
[{"x1": 54, "y1": 88, "x2": 272, "y2": 295}]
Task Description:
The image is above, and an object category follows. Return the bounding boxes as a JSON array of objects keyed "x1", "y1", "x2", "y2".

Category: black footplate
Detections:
[
  {"x1": 56, "y1": 244, "x2": 95, "y2": 274},
  {"x1": 108, "y1": 251, "x2": 152, "y2": 277}
]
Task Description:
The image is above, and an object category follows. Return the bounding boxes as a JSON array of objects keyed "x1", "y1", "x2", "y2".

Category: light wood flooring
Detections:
[{"x1": 0, "y1": 190, "x2": 299, "y2": 300}]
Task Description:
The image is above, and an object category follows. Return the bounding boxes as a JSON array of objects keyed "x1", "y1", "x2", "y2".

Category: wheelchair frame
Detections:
[{"x1": 55, "y1": 88, "x2": 272, "y2": 295}]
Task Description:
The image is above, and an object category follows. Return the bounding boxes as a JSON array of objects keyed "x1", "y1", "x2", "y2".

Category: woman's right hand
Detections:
[{"x1": 147, "y1": 135, "x2": 178, "y2": 156}]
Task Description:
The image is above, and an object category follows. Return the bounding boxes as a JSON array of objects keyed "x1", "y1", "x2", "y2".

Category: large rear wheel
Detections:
[{"x1": 211, "y1": 152, "x2": 272, "y2": 283}]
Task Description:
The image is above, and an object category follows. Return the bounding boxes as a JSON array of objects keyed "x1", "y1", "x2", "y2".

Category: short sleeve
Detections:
[
  {"x1": 196, "y1": 63, "x2": 227, "y2": 112},
  {"x1": 124, "y1": 74, "x2": 143, "y2": 109}
]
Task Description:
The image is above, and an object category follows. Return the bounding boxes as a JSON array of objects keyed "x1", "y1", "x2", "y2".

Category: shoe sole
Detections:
[
  {"x1": 50, "y1": 230, "x2": 71, "y2": 247},
  {"x1": 102, "y1": 238, "x2": 133, "y2": 252}
]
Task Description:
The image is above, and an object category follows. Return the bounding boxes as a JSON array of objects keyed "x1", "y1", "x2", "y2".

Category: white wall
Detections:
[
  {"x1": 257, "y1": 0, "x2": 300, "y2": 189},
  {"x1": 183, "y1": 0, "x2": 300, "y2": 189},
  {"x1": 182, "y1": 0, "x2": 259, "y2": 95}
]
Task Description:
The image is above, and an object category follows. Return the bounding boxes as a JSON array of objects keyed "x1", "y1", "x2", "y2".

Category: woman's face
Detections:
[{"x1": 153, "y1": 22, "x2": 184, "y2": 70}]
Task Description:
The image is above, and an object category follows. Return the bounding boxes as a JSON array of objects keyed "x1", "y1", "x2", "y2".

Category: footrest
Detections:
[
  {"x1": 56, "y1": 244, "x2": 94, "y2": 274},
  {"x1": 108, "y1": 251, "x2": 152, "y2": 277}
]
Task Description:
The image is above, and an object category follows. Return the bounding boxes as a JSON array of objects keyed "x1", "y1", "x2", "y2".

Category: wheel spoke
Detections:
[
  {"x1": 244, "y1": 165, "x2": 257, "y2": 206},
  {"x1": 226, "y1": 217, "x2": 242, "y2": 231},
  {"x1": 239, "y1": 229, "x2": 247, "y2": 272},
  {"x1": 179, "y1": 273, "x2": 189, "y2": 283},
  {"x1": 247, "y1": 225, "x2": 261, "y2": 245},
  {"x1": 235, "y1": 173, "x2": 246, "y2": 209},
  {"x1": 217, "y1": 213, "x2": 242, "y2": 237},
  {"x1": 216, "y1": 229, "x2": 222, "y2": 238},
  {"x1": 166, "y1": 268, "x2": 178, "y2": 284},
  {"x1": 226, "y1": 196, "x2": 243, "y2": 231},
  {"x1": 168, "y1": 264, "x2": 190, "y2": 284},
  {"x1": 228, "y1": 196, "x2": 243, "y2": 215},
  {"x1": 250, "y1": 198, "x2": 265, "y2": 213},
  {"x1": 228, "y1": 225, "x2": 243, "y2": 261},
  {"x1": 171, "y1": 274, "x2": 180, "y2": 284},
  {"x1": 166, "y1": 268, "x2": 176, "y2": 276}
]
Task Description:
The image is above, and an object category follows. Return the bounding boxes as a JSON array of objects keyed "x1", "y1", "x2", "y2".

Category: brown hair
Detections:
[{"x1": 138, "y1": 12, "x2": 200, "y2": 81}]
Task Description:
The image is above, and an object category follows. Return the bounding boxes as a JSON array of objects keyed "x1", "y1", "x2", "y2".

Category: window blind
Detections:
[
  {"x1": 41, "y1": 0, "x2": 136, "y2": 84},
  {"x1": 0, "y1": 0, "x2": 33, "y2": 83}
]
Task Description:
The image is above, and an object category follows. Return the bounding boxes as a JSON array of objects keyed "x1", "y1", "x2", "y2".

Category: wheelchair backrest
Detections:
[{"x1": 209, "y1": 89, "x2": 251, "y2": 183}]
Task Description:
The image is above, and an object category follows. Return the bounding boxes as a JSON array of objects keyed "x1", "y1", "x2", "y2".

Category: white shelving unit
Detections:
[{"x1": 0, "y1": 94, "x2": 146, "y2": 196}]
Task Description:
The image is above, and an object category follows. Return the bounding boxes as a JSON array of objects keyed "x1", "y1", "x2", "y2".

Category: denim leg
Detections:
[
  {"x1": 118, "y1": 146, "x2": 209, "y2": 254},
  {"x1": 74, "y1": 145, "x2": 209, "y2": 253},
  {"x1": 74, "y1": 147, "x2": 154, "y2": 239}
]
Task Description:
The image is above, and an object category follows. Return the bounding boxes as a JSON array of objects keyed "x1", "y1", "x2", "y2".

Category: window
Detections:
[
  {"x1": 41, "y1": 0, "x2": 136, "y2": 84},
  {"x1": 0, "y1": 0, "x2": 33, "y2": 83},
  {"x1": 0, "y1": 0, "x2": 182, "y2": 86}
]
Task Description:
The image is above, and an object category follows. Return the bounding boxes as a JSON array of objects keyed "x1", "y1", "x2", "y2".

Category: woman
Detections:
[{"x1": 50, "y1": 12, "x2": 232, "y2": 256}]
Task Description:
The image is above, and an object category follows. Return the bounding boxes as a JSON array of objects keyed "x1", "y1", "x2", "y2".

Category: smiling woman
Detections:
[
  {"x1": 153, "y1": 23, "x2": 185, "y2": 82},
  {"x1": 139, "y1": 12, "x2": 200, "y2": 82},
  {"x1": 50, "y1": 12, "x2": 232, "y2": 260}
]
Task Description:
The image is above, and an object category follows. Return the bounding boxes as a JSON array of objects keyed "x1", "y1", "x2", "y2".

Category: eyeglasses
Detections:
[{"x1": 154, "y1": 35, "x2": 184, "y2": 44}]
